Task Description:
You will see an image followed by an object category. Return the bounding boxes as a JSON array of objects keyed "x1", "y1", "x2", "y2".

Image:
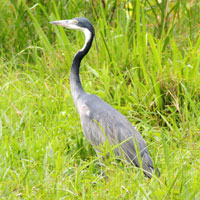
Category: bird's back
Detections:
[{"x1": 77, "y1": 93, "x2": 154, "y2": 178}]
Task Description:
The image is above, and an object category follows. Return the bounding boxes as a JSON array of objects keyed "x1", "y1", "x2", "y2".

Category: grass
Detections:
[{"x1": 0, "y1": 0, "x2": 200, "y2": 199}]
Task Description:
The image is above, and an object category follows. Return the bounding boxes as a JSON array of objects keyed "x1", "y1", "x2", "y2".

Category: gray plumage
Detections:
[{"x1": 50, "y1": 17, "x2": 158, "y2": 178}]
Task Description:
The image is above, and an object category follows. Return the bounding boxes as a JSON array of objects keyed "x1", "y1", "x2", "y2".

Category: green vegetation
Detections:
[{"x1": 0, "y1": 0, "x2": 200, "y2": 199}]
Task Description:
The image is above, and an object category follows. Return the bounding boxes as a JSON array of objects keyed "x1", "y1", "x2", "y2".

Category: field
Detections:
[{"x1": 0, "y1": 0, "x2": 200, "y2": 199}]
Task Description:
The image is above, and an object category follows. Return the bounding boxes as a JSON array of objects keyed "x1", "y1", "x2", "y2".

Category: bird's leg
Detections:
[{"x1": 95, "y1": 149, "x2": 108, "y2": 180}]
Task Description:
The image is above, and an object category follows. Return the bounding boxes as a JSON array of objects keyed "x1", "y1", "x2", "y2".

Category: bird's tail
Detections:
[{"x1": 142, "y1": 152, "x2": 160, "y2": 178}]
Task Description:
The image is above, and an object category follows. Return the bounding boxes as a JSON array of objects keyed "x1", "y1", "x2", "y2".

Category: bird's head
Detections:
[{"x1": 50, "y1": 17, "x2": 95, "y2": 36}]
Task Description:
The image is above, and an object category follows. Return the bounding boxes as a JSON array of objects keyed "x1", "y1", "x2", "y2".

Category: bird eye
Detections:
[{"x1": 72, "y1": 20, "x2": 78, "y2": 24}]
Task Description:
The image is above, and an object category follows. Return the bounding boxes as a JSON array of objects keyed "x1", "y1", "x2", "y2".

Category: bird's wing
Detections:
[{"x1": 78, "y1": 94, "x2": 153, "y2": 168}]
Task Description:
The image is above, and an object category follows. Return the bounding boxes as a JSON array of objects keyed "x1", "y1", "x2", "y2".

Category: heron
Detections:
[{"x1": 50, "y1": 17, "x2": 159, "y2": 178}]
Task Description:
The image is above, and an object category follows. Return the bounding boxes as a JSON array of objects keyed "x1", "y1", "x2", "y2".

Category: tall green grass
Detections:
[{"x1": 0, "y1": 0, "x2": 200, "y2": 199}]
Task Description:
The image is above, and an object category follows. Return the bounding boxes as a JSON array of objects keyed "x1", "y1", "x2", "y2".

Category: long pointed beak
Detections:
[{"x1": 49, "y1": 20, "x2": 69, "y2": 27}]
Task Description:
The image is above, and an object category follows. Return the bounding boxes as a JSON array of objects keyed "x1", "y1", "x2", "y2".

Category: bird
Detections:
[{"x1": 50, "y1": 17, "x2": 159, "y2": 178}]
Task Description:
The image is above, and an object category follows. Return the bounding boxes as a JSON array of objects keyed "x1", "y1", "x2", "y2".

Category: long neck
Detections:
[{"x1": 70, "y1": 29, "x2": 94, "y2": 107}]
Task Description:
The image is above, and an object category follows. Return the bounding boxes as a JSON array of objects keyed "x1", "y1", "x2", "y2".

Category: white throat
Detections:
[{"x1": 79, "y1": 28, "x2": 92, "y2": 52}]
